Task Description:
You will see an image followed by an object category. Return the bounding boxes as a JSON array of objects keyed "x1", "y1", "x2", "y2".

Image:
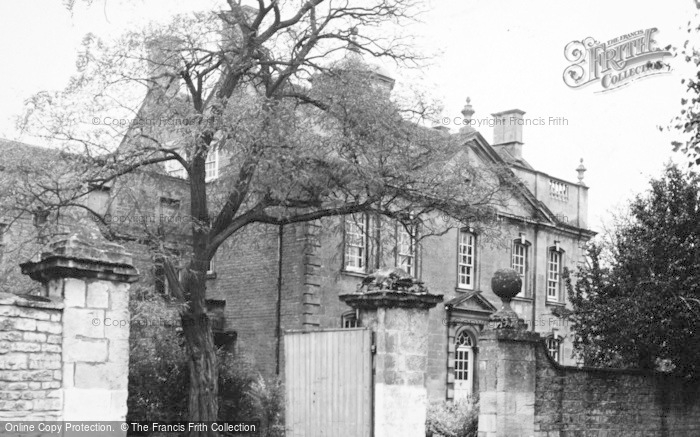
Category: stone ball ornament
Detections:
[
  {"x1": 491, "y1": 268, "x2": 523, "y2": 301},
  {"x1": 489, "y1": 268, "x2": 526, "y2": 330}
]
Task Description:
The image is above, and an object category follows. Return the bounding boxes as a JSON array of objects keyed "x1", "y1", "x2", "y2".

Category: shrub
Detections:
[
  {"x1": 246, "y1": 375, "x2": 285, "y2": 437},
  {"x1": 425, "y1": 397, "x2": 479, "y2": 437},
  {"x1": 127, "y1": 290, "x2": 285, "y2": 434},
  {"x1": 218, "y1": 351, "x2": 257, "y2": 420},
  {"x1": 127, "y1": 295, "x2": 188, "y2": 422}
]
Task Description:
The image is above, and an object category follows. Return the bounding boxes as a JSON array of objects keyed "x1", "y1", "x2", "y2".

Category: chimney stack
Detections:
[{"x1": 491, "y1": 109, "x2": 525, "y2": 161}]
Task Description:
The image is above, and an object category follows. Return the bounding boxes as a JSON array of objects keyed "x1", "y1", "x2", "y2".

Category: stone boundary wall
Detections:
[
  {"x1": 0, "y1": 293, "x2": 63, "y2": 421},
  {"x1": 534, "y1": 342, "x2": 700, "y2": 437}
]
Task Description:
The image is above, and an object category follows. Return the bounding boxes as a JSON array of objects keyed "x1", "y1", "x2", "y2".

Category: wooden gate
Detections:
[{"x1": 284, "y1": 328, "x2": 373, "y2": 437}]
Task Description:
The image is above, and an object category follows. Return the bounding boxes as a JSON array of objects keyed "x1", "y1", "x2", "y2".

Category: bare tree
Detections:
[{"x1": 16, "y1": 1, "x2": 514, "y2": 431}]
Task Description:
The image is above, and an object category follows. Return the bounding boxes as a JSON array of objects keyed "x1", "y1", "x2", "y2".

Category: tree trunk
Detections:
[{"x1": 181, "y1": 273, "x2": 219, "y2": 437}]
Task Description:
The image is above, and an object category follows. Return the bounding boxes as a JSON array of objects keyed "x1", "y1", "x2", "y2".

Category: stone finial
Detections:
[
  {"x1": 459, "y1": 97, "x2": 476, "y2": 134},
  {"x1": 20, "y1": 233, "x2": 139, "y2": 284},
  {"x1": 576, "y1": 158, "x2": 587, "y2": 186},
  {"x1": 488, "y1": 268, "x2": 526, "y2": 329},
  {"x1": 461, "y1": 97, "x2": 475, "y2": 119}
]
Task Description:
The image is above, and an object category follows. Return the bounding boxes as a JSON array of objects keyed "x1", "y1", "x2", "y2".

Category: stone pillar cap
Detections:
[
  {"x1": 340, "y1": 290, "x2": 443, "y2": 310},
  {"x1": 21, "y1": 233, "x2": 139, "y2": 283},
  {"x1": 341, "y1": 268, "x2": 443, "y2": 309}
]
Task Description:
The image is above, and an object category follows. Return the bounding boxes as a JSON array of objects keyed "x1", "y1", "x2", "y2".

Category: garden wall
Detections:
[
  {"x1": 534, "y1": 343, "x2": 700, "y2": 436},
  {"x1": 478, "y1": 323, "x2": 700, "y2": 437}
]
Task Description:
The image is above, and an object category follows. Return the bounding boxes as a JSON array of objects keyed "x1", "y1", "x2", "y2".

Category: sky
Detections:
[{"x1": 0, "y1": 0, "x2": 697, "y2": 233}]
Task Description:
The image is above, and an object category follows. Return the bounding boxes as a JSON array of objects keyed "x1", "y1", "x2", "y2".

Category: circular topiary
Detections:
[{"x1": 491, "y1": 268, "x2": 522, "y2": 301}]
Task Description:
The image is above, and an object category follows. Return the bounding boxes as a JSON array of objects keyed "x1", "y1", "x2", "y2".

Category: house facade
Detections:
[
  {"x1": 201, "y1": 102, "x2": 595, "y2": 401},
  {"x1": 0, "y1": 99, "x2": 594, "y2": 402}
]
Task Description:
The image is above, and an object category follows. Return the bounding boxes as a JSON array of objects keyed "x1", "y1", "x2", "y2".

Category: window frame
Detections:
[
  {"x1": 546, "y1": 248, "x2": 563, "y2": 302},
  {"x1": 511, "y1": 239, "x2": 530, "y2": 297},
  {"x1": 163, "y1": 147, "x2": 219, "y2": 182},
  {"x1": 164, "y1": 154, "x2": 187, "y2": 179},
  {"x1": 206, "y1": 257, "x2": 216, "y2": 278},
  {"x1": 457, "y1": 229, "x2": 476, "y2": 290},
  {"x1": 341, "y1": 311, "x2": 359, "y2": 328},
  {"x1": 395, "y1": 222, "x2": 417, "y2": 277},
  {"x1": 343, "y1": 214, "x2": 369, "y2": 273},
  {"x1": 0, "y1": 223, "x2": 6, "y2": 264},
  {"x1": 546, "y1": 335, "x2": 562, "y2": 364},
  {"x1": 205, "y1": 148, "x2": 219, "y2": 182},
  {"x1": 154, "y1": 251, "x2": 181, "y2": 296}
]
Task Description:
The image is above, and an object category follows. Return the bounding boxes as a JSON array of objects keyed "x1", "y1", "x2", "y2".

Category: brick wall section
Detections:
[
  {"x1": 534, "y1": 344, "x2": 700, "y2": 436},
  {"x1": 206, "y1": 222, "x2": 306, "y2": 378},
  {"x1": 0, "y1": 293, "x2": 63, "y2": 421}
]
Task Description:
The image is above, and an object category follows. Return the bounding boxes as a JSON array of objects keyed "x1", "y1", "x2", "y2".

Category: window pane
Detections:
[
  {"x1": 397, "y1": 224, "x2": 415, "y2": 276},
  {"x1": 344, "y1": 215, "x2": 366, "y2": 272},
  {"x1": 547, "y1": 251, "x2": 560, "y2": 300},
  {"x1": 546, "y1": 337, "x2": 561, "y2": 363},
  {"x1": 458, "y1": 231, "x2": 475, "y2": 288},
  {"x1": 512, "y1": 242, "x2": 527, "y2": 295},
  {"x1": 205, "y1": 149, "x2": 219, "y2": 181}
]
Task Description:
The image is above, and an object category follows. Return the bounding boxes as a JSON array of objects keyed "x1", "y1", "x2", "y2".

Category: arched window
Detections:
[
  {"x1": 546, "y1": 336, "x2": 562, "y2": 363},
  {"x1": 454, "y1": 330, "x2": 475, "y2": 400}
]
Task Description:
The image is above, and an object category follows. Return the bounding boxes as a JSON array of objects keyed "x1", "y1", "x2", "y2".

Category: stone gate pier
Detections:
[
  {"x1": 0, "y1": 234, "x2": 138, "y2": 428},
  {"x1": 341, "y1": 268, "x2": 442, "y2": 437}
]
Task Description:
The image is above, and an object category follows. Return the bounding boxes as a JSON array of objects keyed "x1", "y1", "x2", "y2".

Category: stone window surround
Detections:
[
  {"x1": 456, "y1": 228, "x2": 476, "y2": 290},
  {"x1": 395, "y1": 222, "x2": 417, "y2": 277},
  {"x1": 511, "y1": 237, "x2": 531, "y2": 298},
  {"x1": 340, "y1": 310, "x2": 359, "y2": 328},
  {"x1": 546, "y1": 246, "x2": 565, "y2": 303},
  {"x1": 0, "y1": 222, "x2": 6, "y2": 263},
  {"x1": 545, "y1": 334, "x2": 562, "y2": 364},
  {"x1": 342, "y1": 213, "x2": 368, "y2": 273},
  {"x1": 163, "y1": 147, "x2": 219, "y2": 182}
]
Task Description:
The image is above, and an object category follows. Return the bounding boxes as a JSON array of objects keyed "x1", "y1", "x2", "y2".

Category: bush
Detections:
[
  {"x1": 127, "y1": 296, "x2": 188, "y2": 422},
  {"x1": 246, "y1": 375, "x2": 285, "y2": 437},
  {"x1": 218, "y1": 351, "x2": 257, "y2": 421},
  {"x1": 425, "y1": 397, "x2": 478, "y2": 437},
  {"x1": 127, "y1": 290, "x2": 285, "y2": 435}
]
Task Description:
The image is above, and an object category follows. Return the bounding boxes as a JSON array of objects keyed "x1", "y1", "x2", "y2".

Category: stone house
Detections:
[
  {"x1": 0, "y1": 94, "x2": 594, "y2": 403},
  {"x1": 198, "y1": 99, "x2": 595, "y2": 401}
]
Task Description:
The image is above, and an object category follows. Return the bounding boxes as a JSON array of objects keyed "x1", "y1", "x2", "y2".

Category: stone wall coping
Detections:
[
  {"x1": 486, "y1": 327, "x2": 700, "y2": 381},
  {"x1": 546, "y1": 346, "x2": 700, "y2": 380},
  {"x1": 21, "y1": 256, "x2": 139, "y2": 284},
  {"x1": 20, "y1": 234, "x2": 139, "y2": 284},
  {"x1": 340, "y1": 291, "x2": 443, "y2": 310},
  {"x1": 43, "y1": 234, "x2": 134, "y2": 266},
  {"x1": 0, "y1": 291, "x2": 64, "y2": 310},
  {"x1": 480, "y1": 327, "x2": 542, "y2": 342}
]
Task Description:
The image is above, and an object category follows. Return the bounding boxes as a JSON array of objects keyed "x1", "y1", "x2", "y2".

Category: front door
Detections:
[{"x1": 454, "y1": 330, "x2": 474, "y2": 400}]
